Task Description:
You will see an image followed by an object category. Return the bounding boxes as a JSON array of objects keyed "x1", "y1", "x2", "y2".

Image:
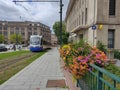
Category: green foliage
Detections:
[
  {"x1": 0, "y1": 50, "x2": 29, "y2": 60},
  {"x1": 105, "y1": 64, "x2": 120, "y2": 77},
  {"x1": 97, "y1": 40, "x2": 107, "y2": 53},
  {"x1": 62, "y1": 32, "x2": 69, "y2": 44},
  {"x1": 73, "y1": 40, "x2": 91, "y2": 56},
  {"x1": 114, "y1": 50, "x2": 120, "y2": 60},
  {"x1": 10, "y1": 34, "x2": 15, "y2": 43},
  {"x1": 10, "y1": 34, "x2": 22, "y2": 44},
  {"x1": 0, "y1": 34, "x2": 5, "y2": 43},
  {"x1": 53, "y1": 21, "x2": 69, "y2": 44},
  {"x1": 53, "y1": 21, "x2": 66, "y2": 36}
]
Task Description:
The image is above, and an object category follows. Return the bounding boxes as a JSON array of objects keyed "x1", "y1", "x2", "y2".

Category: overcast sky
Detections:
[{"x1": 0, "y1": 0, "x2": 69, "y2": 32}]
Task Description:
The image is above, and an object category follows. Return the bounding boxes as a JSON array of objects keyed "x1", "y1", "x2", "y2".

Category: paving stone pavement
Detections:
[
  {"x1": 115, "y1": 59, "x2": 120, "y2": 67},
  {"x1": 0, "y1": 48, "x2": 68, "y2": 90}
]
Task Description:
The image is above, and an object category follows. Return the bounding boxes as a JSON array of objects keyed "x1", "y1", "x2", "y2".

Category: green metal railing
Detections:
[{"x1": 77, "y1": 64, "x2": 120, "y2": 90}]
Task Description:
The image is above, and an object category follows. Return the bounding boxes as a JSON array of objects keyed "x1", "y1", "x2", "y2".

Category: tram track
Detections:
[{"x1": 0, "y1": 53, "x2": 35, "y2": 72}]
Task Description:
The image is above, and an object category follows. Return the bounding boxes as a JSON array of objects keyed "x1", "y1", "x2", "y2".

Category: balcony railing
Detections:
[{"x1": 77, "y1": 64, "x2": 120, "y2": 90}]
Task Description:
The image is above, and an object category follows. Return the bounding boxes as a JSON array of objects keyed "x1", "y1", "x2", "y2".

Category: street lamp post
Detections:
[
  {"x1": 59, "y1": 0, "x2": 63, "y2": 46},
  {"x1": 16, "y1": 28, "x2": 19, "y2": 49}
]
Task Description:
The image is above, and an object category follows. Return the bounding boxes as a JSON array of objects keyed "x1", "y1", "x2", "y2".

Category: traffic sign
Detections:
[{"x1": 92, "y1": 25, "x2": 96, "y2": 30}]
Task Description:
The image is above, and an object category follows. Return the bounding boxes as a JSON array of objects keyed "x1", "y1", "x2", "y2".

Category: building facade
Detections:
[
  {"x1": 0, "y1": 21, "x2": 51, "y2": 45},
  {"x1": 51, "y1": 34, "x2": 58, "y2": 46},
  {"x1": 65, "y1": 0, "x2": 120, "y2": 50}
]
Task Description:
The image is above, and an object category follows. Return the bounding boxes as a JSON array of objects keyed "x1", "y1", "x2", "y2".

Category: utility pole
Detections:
[
  {"x1": 13, "y1": 0, "x2": 63, "y2": 46},
  {"x1": 59, "y1": 0, "x2": 63, "y2": 46}
]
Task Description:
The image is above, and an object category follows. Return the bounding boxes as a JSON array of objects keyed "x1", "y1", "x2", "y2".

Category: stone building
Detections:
[
  {"x1": 65, "y1": 0, "x2": 120, "y2": 50},
  {"x1": 0, "y1": 21, "x2": 51, "y2": 45},
  {"x1": 51, "y1": 34, "x2": 58, "y2": 46}
]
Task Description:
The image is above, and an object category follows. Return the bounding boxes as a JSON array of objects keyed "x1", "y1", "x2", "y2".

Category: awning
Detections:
[{"x1": 71, "y1": 24, "x2": 92, "y2": 33}]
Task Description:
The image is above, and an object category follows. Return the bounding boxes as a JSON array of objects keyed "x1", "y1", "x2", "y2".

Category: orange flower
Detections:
[
  {"x1": 92, "y1": 46, "x2": 97, "y2": 50},
  {"x1": 78, "y1": 56, "x2": 84, "y2": 60}
]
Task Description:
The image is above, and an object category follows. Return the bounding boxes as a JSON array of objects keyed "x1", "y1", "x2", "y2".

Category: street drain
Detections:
[{"x1": 46, "y1": 79, "x2": 66, "y2": 88}]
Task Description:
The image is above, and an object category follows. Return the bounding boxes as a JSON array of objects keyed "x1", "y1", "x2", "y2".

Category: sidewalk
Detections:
[
  {"x1": 0, "y1": 47, "x2": 78, "y2": 90},
  {"x1": 115, "y1": 59, "x2": 120, "y2": 67}
]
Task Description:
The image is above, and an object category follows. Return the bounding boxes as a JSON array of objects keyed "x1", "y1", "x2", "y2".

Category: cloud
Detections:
[{"x1": 0, "y1": 0, "x2": 69, "y2": 32}]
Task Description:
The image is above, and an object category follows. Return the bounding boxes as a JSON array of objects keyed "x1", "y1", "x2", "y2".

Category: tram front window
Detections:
[{"x1": 30, "y1": 37, "x2": 40, "y2": 45}]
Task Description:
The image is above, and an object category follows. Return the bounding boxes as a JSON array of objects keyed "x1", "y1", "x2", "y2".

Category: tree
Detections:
[
  {"x1": 0, "y1": 34, "x2": 5, "y2": 43},
  {"x1": 53, "y1": 21, "x2": 69, "y2": 45},
  {"x1": 10, "y1": 34, "x2": 22, "y2": 44}
]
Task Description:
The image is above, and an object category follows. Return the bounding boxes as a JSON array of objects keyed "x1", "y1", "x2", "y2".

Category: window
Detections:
[
  {"x1": 16, "y1": 30, "x2": 19, "y2": 34},
  {"x1": 79, "y1": 34, "x2": 83, "y2": 40},
  {"x1": 28, "y1": 31, "x2": 32, "y2": 34},
  {"x1": 28, "y1": 27, "x2": 32, "y2": 31},
  {"x1": 34, "y1": 27, "x2": 37, "y2": 30},
  {"x1": 29, "y1": 24, "x2": 32, "y2": 26},
  {"x1": 10, "y1": 27, "x2": 14, "y2": 30},
  {"x1": 4, "y1": 31, "x2": 7, "y2": 36},
  {"x1": 21, "y1": 30, "x2": 24, "y2": 33},
  {"x1": 21, "y1": 27, "x2": 24, "y2": 30},
  {"x1": 21, "y1": 32, "x2": 25, "y2": 36},
  {"x1": 16, "y1": 27, "x2": 19, "y2": 30},
  {"x1": 79, "y1": 15, "x2": 81, "y2": 25},
  {"x1": 85, "y1": 8, "x2": 87, "y2": 24},
  {"x1": 82, "y1": 12, "x2": 84, "y2": 24},
  {"x1": 109, "y1": 0, "x2": 116, "y2": 15},
  {"x1": 108, "y1": 29, "x2": 115, "y2": 48},
  {"x1": 10, "y1": 31, "x2": 14, "y2": 34},
  {"x1": 33, "y1": 32, "x2": 37, "y2": 35},
  {"x1": 3, "y1": 26, "x2": 7, "y2": 30}
]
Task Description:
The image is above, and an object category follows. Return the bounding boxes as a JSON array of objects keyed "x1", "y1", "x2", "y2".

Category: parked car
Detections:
[
  {"x1": 5, "y1": 44, "x2": 10, "y2": 50},
  {"x1": 0, "y1": 44, "x2": 7, "y2": 52},
  {"x1": 9, "y1": 44, "x2": 14, "y2": 50},
  {"x1": 5, "y1": 44, "x2": 13, "y2": 50}
]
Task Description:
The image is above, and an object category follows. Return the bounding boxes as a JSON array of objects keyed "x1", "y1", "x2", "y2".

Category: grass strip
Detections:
[
  {"x1": 0, "y1": 50, "x2": 29, "y2": 60},
  {"x1": 0, "y1": 51, "x2": 46, "y2": 84}
]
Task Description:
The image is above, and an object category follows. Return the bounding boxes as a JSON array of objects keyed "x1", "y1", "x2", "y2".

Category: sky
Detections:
[{"x1": 0, "y1": 0, "x2": 69, "y2": 32}]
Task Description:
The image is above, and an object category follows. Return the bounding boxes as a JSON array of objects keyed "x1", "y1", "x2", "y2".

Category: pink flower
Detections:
[
  {"x1": 96, "y1": 60, "x2": 101, "y2": 64},
  {"x1": 78, "y1": 48, "x2": 81, "y2": 51},
  {"x1": 96, "y1": 54, "x2": 101, "y2": 59},
  {"x1": 91, "y1": 51, "x2": 96, "y2": 54}
]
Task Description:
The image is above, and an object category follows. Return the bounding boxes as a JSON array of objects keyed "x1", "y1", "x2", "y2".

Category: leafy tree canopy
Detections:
[
  {"x1": 10, "y1": 34, "x2": 22, "y2": 44},
  {"x1": 0, "y1": 34, "x2": 5, "y2": 43},
  {"x1": 53, "y1": 21, "x2": 69, "y2": 45}
]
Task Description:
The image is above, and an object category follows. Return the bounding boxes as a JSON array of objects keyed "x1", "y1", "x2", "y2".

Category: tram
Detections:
[{"x1": 29, "y1": 35, "x2": 43, "y2": 52}]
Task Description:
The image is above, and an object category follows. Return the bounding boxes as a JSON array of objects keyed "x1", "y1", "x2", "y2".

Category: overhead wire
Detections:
[{"x1": 14, "y1": 1, "x2": 35, "y2": 21}]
